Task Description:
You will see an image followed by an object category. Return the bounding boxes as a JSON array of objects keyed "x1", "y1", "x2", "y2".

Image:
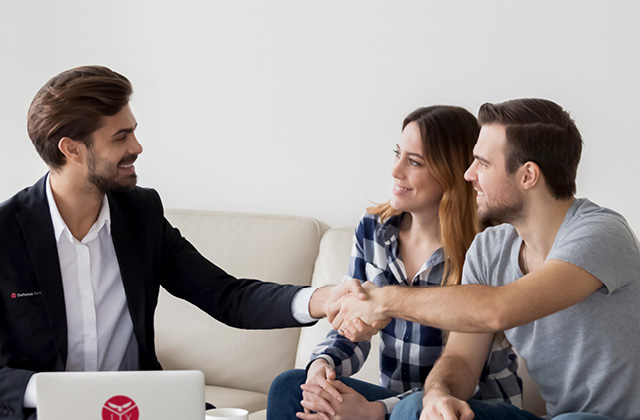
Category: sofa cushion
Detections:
[
  {"x1": 155, "y1": 210, "x2": 328, "y2": 394},
  {"x1": 204, "y1": 385, "x2": 267, "y2": 415},
  {"x1": 248, "y1": 409, "x2": 266, "y2": 420}
]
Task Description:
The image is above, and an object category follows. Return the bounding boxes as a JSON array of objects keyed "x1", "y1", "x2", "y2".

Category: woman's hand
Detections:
[
  {"x1": 297, "y1": 359, "x2": 343, "y2": 420},
  {"x1": 298, "y1": 379, "x2": 386, "y2": 420},
  {"x1": 328, "y1": 380, "x2": 386, "y2": 420}
]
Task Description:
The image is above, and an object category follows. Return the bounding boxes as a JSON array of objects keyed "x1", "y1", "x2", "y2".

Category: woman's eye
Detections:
[{"x1": 409, "y1": 159, "x2": 421, "y2": 166}]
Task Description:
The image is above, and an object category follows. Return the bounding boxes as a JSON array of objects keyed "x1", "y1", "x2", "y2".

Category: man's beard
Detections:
[
  {"x1": 87, "y1": 151, "x2": 138, "y2": 194},
  {"x1": 477, "y1": 187, "x2": 524, "y2": 225}
]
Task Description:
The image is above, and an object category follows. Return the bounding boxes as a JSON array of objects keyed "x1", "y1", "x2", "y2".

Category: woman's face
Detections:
[{"x1": 390, "y1": 121, "x2": 444, "y2": 216}]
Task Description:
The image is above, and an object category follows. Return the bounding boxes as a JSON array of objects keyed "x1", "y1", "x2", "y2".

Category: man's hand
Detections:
[
  {"x1": 297, "y1": 359, "x2": 343, "y2": 420},
  {"x1": 330, "y1": 282, "x2": 389, "y2": 333},
  {"x1": 420, "y1": 389, "x2": 474, "y2": 420},
  {"x1": 309, "y1": 280, "x2": 386, "y2": 341},
  {"x1": 309, "y1": 279, "x2": 368, "y2": 320},
  {"x1": 325, "y1": 279, "x2": 368, "y2": 322}
]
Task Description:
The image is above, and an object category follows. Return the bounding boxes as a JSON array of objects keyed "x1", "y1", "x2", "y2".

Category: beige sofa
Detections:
[{"x1": 155, "y1": 210, "x2": 546, "y2": 419}]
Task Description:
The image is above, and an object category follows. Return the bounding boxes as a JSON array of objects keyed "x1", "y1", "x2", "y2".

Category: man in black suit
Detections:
[{"x1": 0, "y1": 66, "x2": 365, "y2": 420}]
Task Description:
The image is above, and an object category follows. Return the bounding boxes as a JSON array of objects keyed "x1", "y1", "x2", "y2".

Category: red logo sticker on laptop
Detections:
[{"x1": 102, "y1": 395, "x2": 139, "y2": 420}]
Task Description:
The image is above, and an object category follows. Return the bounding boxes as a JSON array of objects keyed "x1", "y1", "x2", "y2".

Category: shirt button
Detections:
[{"x1": 83, "y1": 290, "x2": 90, "y2": 296}]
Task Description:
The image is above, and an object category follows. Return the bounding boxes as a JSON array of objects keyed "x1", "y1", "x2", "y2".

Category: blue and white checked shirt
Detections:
[{"x1": 310, "y1": 212, "x2": 523, "y2": 415}]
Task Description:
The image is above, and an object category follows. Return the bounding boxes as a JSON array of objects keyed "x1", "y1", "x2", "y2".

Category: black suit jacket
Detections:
[{"x1": 0, "y1": 175, "x2": 310, "y2": 420}]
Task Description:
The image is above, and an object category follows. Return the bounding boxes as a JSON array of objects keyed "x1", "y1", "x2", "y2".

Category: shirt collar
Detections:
[
  {"x1": 376, "y1": 213, "x2": 403, "y2": 245},
  {"x1": 45, "y1": 173, "x2": 112, "y2": 243},
  {"x1": 376, "y1": 212, "x2": 446, "y2": 268}
]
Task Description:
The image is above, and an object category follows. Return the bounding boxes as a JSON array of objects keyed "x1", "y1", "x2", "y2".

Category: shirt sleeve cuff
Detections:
[
  {"x1": 23, "y1": 373, "x2": 38, "y2": 408},
  {"x1": 291, "y1": 286, "x2": 318, "y2": 324},
  {"x1": 306, "y1": 355, "x2": 336, "y2": 373},
  {"x1": 379, "y1": 397, "x2": 398, "y2": 420}
]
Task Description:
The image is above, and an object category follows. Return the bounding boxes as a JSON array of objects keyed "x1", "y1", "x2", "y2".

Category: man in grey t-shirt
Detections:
[{"x1": 331, "y1": 98, "x2": 640, "y2": 419}]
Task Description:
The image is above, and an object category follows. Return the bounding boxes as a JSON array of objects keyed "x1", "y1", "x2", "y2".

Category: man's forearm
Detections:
[
  {"x1": 366, "y1": 284, "x2": 505, "y2": 333},
  {"x1": 422, "y1": 354, "x2": 478, "y2": 401}
]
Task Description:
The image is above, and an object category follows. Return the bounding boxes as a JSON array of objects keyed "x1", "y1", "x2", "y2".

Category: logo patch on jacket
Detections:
[{"x1": 10, "y1": 291, "x2": 42, "y2": 299}]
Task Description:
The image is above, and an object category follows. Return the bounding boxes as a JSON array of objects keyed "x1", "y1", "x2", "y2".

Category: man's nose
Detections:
[
  {"x1": 464, "y1": 161, "x2": 476, "y2": 182},
  {"x1": 130, "y1": 135, "x2": 143, "y2": 155}
]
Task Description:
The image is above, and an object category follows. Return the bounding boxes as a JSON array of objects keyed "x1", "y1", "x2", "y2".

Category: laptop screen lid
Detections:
[{"x1": 36, "y1": 370, "x2": 205, "y2": 420}]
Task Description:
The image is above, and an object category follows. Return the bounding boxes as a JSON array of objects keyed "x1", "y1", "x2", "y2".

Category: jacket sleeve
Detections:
[
  {"x1": 150, "y1": 190, "x2": 312, "y2": 330},
  {"x1": 0, "y1": 367, "x2": 36, "y2": 420}
]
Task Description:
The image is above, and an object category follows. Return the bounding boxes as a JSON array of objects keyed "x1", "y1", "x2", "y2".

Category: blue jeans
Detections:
[
  {"x1": 552, "y1": 415, "x2": 621, "y2": 420},
  {"x1": 393, "y1": 393, "x2": 622, "y2": 420},
  {"x1": 389, "y1": 391, "x2": 542, "y2": 420},
  {"x1": 267, "y1": 369, "x2": 416, "y2": 420}
]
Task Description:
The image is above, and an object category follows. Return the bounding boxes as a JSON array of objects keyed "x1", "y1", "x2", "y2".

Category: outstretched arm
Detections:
[{"x1": 332, "y1": 260, "x2": 602, "y2": 333}]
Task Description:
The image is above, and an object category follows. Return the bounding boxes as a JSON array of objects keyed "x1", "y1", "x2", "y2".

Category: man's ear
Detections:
[
  {"x1": 58, "y1": 137, "x2": 85, "y2": 165},
  {"x1": 520, "y1": 161, "x2": 540, "y2": 191}
]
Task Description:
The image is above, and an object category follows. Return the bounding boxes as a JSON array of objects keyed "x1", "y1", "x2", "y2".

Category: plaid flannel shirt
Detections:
[{"x1": 310, "y1": 212, "x2": 523, "y2": 417}]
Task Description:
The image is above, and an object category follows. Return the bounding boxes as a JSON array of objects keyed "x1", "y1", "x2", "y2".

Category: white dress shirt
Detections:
[{"x1": 45, "y1": 176, "x2": 138, "y2": 373}]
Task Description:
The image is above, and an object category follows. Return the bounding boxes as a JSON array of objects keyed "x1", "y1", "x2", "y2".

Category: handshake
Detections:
[{"x1": 318, "y1": 279, "x2": 391, "y2": 342}]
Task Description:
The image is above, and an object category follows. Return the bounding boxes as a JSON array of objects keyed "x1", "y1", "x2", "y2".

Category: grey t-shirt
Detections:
[{"x1": 463, "y1": 198, "x2": 640, "y2": 418}]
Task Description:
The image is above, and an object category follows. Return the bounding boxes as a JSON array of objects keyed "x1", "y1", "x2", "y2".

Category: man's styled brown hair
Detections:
[
  {"x1": 27, "y1": 65, "x2": 132, "y2": 169},
  {"x1": 478, "y1": 98, "x2": 583, "y2": 199}
]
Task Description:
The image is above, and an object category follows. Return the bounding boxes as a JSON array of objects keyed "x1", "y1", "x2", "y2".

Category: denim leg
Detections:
[
  {"x1": 267, "y1": 369, "x2": 307, "y2": 420},
  {"x1": 553, "y1": 414, "x2": 621, "y2": 420},
  {"x1": 337, "y1": 376, "x2": 398, "y2": 401},
  {"x1": 389, "y1": 391, "x2": 423, "y2": 420},
  {"x1": 266, "y1": 369, "x2": 398, "y2": 420},
  {"x1": 467, "y1": 400, "x2": 543, "y2": 420},
  {"x1": 387, "y1": 394, "x2": 541, "y2": 420}
]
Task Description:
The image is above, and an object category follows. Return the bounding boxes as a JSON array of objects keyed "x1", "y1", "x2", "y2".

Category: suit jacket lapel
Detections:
[
  {"x1": 108, "y1": 198, "x2": 149, "y2": 362},
  {"x1": 16, "y1": 175, "x2": 68, "y2": 368}
]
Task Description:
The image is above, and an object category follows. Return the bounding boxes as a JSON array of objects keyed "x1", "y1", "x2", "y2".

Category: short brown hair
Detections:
[
  {"x1": 27, "y1": 65, "x2": 132, "y2": 169},
  {"x1": 478, "y1": 98, "x2": 582, "y2": 199}
]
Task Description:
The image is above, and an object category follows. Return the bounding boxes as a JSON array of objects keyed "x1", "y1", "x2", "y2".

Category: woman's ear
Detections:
[
  {"x1": 520, "y1": 161, "x2": 540, "y2": 191},
  {"x1": 58, "y1": 137, "x2": 85, "y2": 165}
]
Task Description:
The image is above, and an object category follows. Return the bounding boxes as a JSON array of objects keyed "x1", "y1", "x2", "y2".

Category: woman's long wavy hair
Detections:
[{"x1": 369, "y1": 106, "x2": 481, "y2": 287}]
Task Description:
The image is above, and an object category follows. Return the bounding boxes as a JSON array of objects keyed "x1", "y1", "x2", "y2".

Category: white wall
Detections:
[{"x1": 1, "y1": 0, "x2": 639, "y2": 232}]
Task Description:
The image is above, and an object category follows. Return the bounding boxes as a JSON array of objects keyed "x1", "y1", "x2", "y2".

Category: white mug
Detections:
[{"x1": 205, "y1": 408, "x2": 249, "y2": 420}]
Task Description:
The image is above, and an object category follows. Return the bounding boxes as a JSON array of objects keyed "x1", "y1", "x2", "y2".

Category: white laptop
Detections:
[{"x1": 36, "y1": 370, "x2": 205, "y2": 420}]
